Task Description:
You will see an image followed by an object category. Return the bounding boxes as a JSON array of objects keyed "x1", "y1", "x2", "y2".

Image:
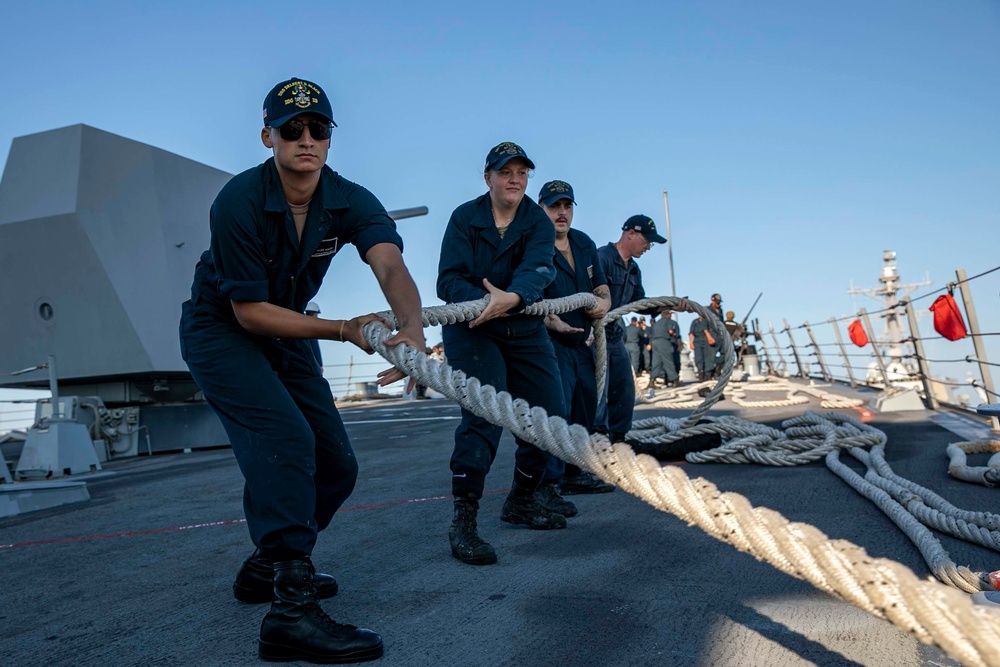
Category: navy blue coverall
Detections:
[
  {"x1": 690, "y1": 317, "x2": 716, "y2": 377},
  {"x1": 437, "y1": 194, "x2": 566, "y2": 498},
  {"x1": 595, "y1": 243, "x2": 656, "y2": 438},
  {"x1": 708, "y1": 304, "x2": 725, "y2": 372},
  {"x1": 541, "y1": 228, "x2": 608, "y2": 482},
  {"x1": 179, "y1": 158, "x2": 403, "y2": 561},
  {"x1": 639, "y1": 325, "x2": 651, "y2": 373},
  {"x1": 307, "y1": 338, "x2": 323, "y2": 367}
]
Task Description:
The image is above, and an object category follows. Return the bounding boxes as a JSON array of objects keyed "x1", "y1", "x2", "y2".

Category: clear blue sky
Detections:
[{"x1": 1, "y1": 0, "x2": 998, "y2": 423}]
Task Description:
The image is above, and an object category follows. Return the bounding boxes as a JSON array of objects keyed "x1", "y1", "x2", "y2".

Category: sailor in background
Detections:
[
  {"x1": 707, "y1": 293, "x2": 725, "y2": 377},
  {"x1": 535, "y1": 180, "x2": 615, "y2": 498},
  {"x1": 646, "y1": 308, "x2": 682, "y2": 390},
  {"x1": 437, "y1": 142, "x2": 569, "y2": 567},
  {"x1": 689, "y1": 313, "x2": 717, "y2": 381},
  {"x1": 724, "y1": 309, "x2": 746, "y2": 356},
  {"x1": 723, "y1": 310, "x2": 738, "y2": 337},
  {"x1": 638, "y1": 316, "x2": 651, "y2": 375},
  {"x1": 689, "y1": 293, "x2": 724, "y2": 381},
  {"x1": 304, "y1": 301, "x2": 323, "y2": 366},
  {"x1": 179, "y1": 77, "x2": 424, "y2": 664},
  {"x1": 413, "y1": 343, "x2": 432, "y2": 400},
  {"x1": 624, "y1": 316, "x2": 642, "y2": 372},
  {"x1": 596, "y1": 216, "x2": 671, "y2": 441}
]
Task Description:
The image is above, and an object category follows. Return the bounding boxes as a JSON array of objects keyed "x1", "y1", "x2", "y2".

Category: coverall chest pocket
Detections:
[{"x1": 606, "y1": 266, "x2": 626, "y2": 288}]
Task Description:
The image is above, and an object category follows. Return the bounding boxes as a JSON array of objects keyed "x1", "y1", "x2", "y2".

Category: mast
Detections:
[{"x1": 846, "y1": 250, "x2": 930, "y2": 378}]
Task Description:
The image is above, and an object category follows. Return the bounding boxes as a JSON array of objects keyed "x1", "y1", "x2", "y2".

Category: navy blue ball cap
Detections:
[
  {"x1": 485, "y1": 142, "x2": 535, "y2": 172},
  {"x1": 623, "y1": 214, "x2": 667, "y2": 244},
  {"x1": 538, "y1": 180, "x2": 576, "y2": 206},
  {"x1": 263, "y1": 77, "x2": 336, "y2": 128}
]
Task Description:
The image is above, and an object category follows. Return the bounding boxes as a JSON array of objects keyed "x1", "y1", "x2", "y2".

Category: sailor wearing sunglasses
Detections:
[{"x1": 180, "y1": 77, "x2": 424, "y2": 664}]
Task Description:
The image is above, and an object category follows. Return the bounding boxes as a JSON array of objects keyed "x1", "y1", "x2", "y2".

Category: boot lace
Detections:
[
  {"x1": 305, "y1": 602, "x2": 359, "y2": 638},
  {"x1": 454, "y1": 500, "x2": 489, "y2": 549},
  {"x1": 457, "y1": 503, "x2": 479, "y2": 529},
  {"x1": 536, "y1": 484, "x2": 559, "y2": 504}
]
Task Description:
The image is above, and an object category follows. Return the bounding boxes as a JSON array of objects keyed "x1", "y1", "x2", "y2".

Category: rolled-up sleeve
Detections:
[
  {"x1": 507, "y1": 209, "x2": 556, "y2": 307},
  {"x1": 437, "y1": 209, "x2": 488, "y2": 304},
  {"x1": 341, "y1": 184, "x2": 403, "y2": 262},
  {"x1": 210, "y1": 196, "x2": 270, "y2": 303}
]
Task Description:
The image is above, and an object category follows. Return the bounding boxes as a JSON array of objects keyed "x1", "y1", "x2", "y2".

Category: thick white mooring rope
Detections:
[
  {"x1": 948, "y1": 441, "x2": 1000, "y2": 487},
  {"x1": 368, "y1": 294, "x2": 1000, "y2": 667},
  {"x1": 671, "y1": 386, "x2": 1000, "y2": 597},
  {"x1": 826, "y1": 444, "x2": 999, "y2": 593}
]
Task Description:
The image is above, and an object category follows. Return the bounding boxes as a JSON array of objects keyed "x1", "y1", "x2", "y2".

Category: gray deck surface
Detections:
[{"x1": 1, "y1": 388, "x2": 995, "y2": 667}]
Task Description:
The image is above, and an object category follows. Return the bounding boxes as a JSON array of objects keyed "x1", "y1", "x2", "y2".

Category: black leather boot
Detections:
[
  {"x1": 535, "y1": 483, "x2": 578, "y2": 517},
  {"x1": 449, "y1": 495, "x2": 497, "y2": 565},
  {"x1": 559, "y1": 470, "x2": 615, "y2": 495},
  {"x1": 501, "y1": 479, "x2": 566, "y2": 529},
  {"x1": 258, "y1": 559, "x2": 383, "y2": 663},
  {"x1": 234, "y1": 549, "x2": 338, "y2": 603}
]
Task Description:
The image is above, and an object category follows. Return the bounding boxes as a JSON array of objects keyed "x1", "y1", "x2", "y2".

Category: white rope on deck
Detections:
[
  {"x1": 796, "y1": 382, "x2": 866, "y2": 409},
  {"x1": 728, "y1": 378, "x2": 811, "y2": 409},
  {"x1": 640, "y1": 385, "x2": 713, "y2": 409},
  {"x1": 947, "y1": 441, "x2": 1000, "y2": 487},
  {"x1": 653, "y1": 399, "x2": 1000, "y2": 596},
  {"x1": 826, "y1": 444, "x2": 999, "y2": 593},
  {"x1": 640, "y1": 376, "x2": 862, "y2": 410},
  {"x1": 367, "y1": 293, "x2": 1000, "y2": 667}
]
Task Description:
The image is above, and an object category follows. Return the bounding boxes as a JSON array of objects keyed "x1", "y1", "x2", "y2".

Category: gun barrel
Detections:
[
  {"x1": 387, "y1": 206, "x2": 429, "y2": 221},
  {"x1": 739, "y1": 292, "x2": 763, "y2": 326}
]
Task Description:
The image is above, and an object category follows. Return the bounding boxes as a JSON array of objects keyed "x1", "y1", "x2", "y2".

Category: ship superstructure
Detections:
[{"x1": 847, "y1": 249, "x2": 931, "y2": 386}]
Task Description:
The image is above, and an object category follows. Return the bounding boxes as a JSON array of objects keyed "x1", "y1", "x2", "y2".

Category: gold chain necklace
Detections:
[{"x1": 491, "y1": 207, "x2": 514, "y2": 228}]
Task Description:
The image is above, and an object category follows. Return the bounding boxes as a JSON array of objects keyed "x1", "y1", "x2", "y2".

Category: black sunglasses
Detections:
[{"x1": 274, "y1": 119, "x2": 333, "y2": 142}]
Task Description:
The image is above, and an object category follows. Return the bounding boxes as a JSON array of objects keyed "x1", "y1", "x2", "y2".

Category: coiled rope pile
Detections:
[{"x1": 368, "y1": 293, "x2": 1000, "y2": 667}]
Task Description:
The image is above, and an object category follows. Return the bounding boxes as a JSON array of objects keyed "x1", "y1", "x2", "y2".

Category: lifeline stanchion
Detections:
[
  {"x1": 768, "y1": 322, "x2": 788, "y2": 376},
  {"x1": 344, "y1": 356, "x2": 354, "y2": 398},
  {"x1": 783, "y1": 318, "x2": 806, "y2": 378},
  {"x1": 860, "y1": 307, "x2": 892, "y2": 387},
  {"x1": 903, "y1": 297, "x2": 939, "y2": 410},
  {"x1": 803, "y1": 320, "x2": 831, "y2": 382},
  {"x1": 829, "y1": 317, "x2": 858, "y2": 389},
  {"x1": 755, "y1": 323, "x2": 777, "y2": 376},
  {"x1": 956, "y1": 268, "x2": 999, "y2": 432}
]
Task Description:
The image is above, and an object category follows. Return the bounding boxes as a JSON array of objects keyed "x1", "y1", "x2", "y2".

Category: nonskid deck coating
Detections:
[{"x1": 1, "y1": 389, "x2": 993, "y2": 667}]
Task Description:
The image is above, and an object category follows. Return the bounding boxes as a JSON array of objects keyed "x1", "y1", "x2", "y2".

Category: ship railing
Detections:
[{"x1": 765, "y1": 262, "x2": 999, "y2": 430}]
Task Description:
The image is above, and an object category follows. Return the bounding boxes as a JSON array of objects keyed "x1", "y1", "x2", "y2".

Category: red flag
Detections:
[
  {"x1": 929, "y1": 294, "x2": 968, "y2": 341},
  {"x1": 848, "y1": 320, "x2": 868, "y2": 347}
]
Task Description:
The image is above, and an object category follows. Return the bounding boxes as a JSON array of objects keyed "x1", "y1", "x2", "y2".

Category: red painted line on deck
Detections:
[
  {"x1": 0, "y1": 518, "x2": 249, "y2": 550},
  {"x1": 0, "y1": 488, "x2": 511, "y2": 551}
]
